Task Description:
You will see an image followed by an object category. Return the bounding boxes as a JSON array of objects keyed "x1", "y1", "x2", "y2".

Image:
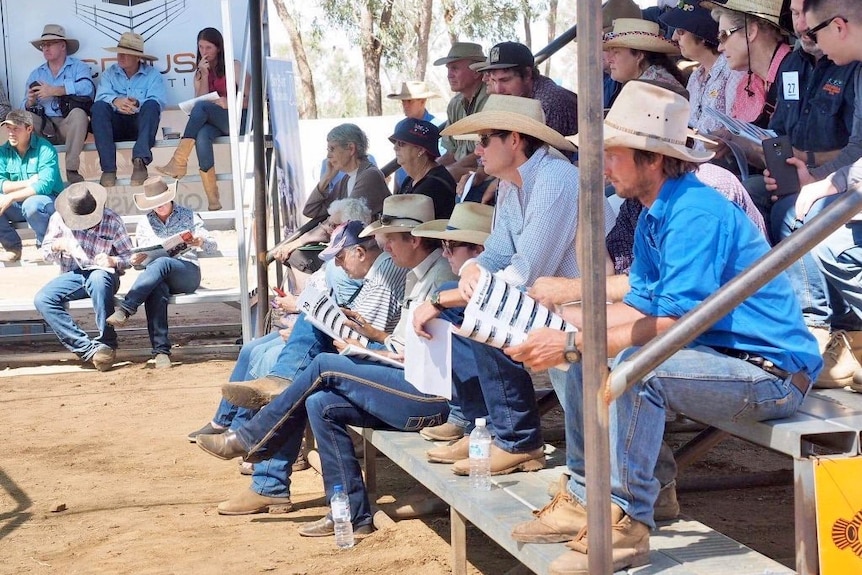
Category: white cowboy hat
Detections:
[
  {"x1": 567, "y1": 81, "x2": 714, "y2": 163},
  {"x1": 133, "y1": 176, "x2": 177, "y2": 211},
  {"x1": 359, "y1": 195, "x2": 435, "y2": 238},
  {"x1": 699, "y1": 0, "x2": 782, "y2": 28},
  {"x1": 603, "y1": 18, "x2": 681, "y2": 54},
  {"x1": 412, "y1": 202, "x2": 494, "y2": 246},
  {"x1": 55, "y1": 182, "x2": 108, "y2": 231},
  {"x1": 30, "y1": 24, "x2": 80, "y2": 54},
  {"x1": 441, "y1": 94, "x2": 575, "y2": 153},
  {"x1": 105, "y1": 32, "x2": 157, "y2": 61},
  {"x1": 386, "y1": 81, "x2": 439, "y2": 100}
]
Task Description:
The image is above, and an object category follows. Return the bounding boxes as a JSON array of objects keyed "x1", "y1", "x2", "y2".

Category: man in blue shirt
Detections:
[
  {"x1": 504, "y1": 82, "x2": 821, "y2": 573},
  {"x1": 0, "y1": 110, "x2": 63, "y2": 261},
  {"x1": 23, "y1": 24, "x2": 95, "y2": 185},
  {"x1": 91, "y1": 32, "x2": 166, "y2": 187}
]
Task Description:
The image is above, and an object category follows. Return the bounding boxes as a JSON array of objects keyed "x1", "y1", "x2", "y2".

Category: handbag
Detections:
[{"x1": 57, "y1": 78, "x2": 95, "y2": 117}]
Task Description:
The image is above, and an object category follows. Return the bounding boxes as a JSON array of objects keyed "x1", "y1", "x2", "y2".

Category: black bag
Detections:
[{"x1": 57, "y1": 78, "x2": 95, "y2": 118}]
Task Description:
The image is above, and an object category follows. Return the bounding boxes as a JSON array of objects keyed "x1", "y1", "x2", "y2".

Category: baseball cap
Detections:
[{"x1": 319, "y1": 221, "x2": 367, "y2": 261}]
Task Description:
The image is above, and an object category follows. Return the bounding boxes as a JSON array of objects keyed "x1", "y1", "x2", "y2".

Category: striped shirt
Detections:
[
  {"x1": 41, "y1": 208, "x2": 134, "y2": 273},
  {"x1": 350, "y1": 251, "x2": 408, "y2": 334}
]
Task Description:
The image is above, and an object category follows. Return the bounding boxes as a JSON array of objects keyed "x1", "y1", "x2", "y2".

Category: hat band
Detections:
[
  {"x1": 379, "y1": 214, "x2": 424, "y2": 226},
  {"x1": 605, "y1": 119, "x2": 687, "y2": 147},
  {"x1": 445, "y1": 225, "x2": 463, "y2": 231}
]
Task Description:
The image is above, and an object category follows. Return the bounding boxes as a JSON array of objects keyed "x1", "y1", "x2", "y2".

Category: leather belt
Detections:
[{"x1": 712, "y1": 347, "x2": 810, "y2": 395}]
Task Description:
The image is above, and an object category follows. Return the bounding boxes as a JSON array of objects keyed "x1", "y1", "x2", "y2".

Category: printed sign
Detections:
[{"x1": 815, "y1": 457, "x2": 862, "y2": 572}]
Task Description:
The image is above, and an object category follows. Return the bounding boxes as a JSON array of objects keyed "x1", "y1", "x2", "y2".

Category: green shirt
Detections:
[
  {"x1": 0, "y1": 133, "x2": 63, "y2": 197},
  {"x1": 442, "y1": 83, "x2": 490, "y2": 160}
]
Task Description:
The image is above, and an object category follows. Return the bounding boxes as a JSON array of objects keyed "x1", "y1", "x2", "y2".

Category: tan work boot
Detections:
[
  {"x1": 156, "y1": 137, "x2": 195, "y2": 178},
  {"x1": 549, "y1": 505, "x2": 650, "y2": 574},
  {"x1": 200, "y1": 167, "x2": 221, "y2": 211},
  {"x1": 419, "y1": 421, "x2": 465, "y2": 441},
  {"x1": 0, "y1": 247, "x2": 22, "y2": 262},
  {"x1": 511, "y1": 475, "x2": 587, "y2": 543},
  {"x1": 452, "y1": 443, "x2": 545, "y2": 476},
  {"x1": 221, "y1": 376, "x2": 291, "y2": 409},
  {"x1": 809, "y1": 326, "x2": 831, "y2": 354},
  {"x1": 653, "y1": 481, "x2": 680, "y2": 521},
  {"x1": 426, "y1": 436, "x2": 469, "y2": 463},
  {"x1": 816, "y1": 330, "x2": 862, "y2": 388},
  {"x1": 216, "y1": 488, "x2": 293, "y2": 515}
]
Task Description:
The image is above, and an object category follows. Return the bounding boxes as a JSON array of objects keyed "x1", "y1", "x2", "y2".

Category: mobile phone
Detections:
[
  {"x1": 271, "y1": 286, "x2": 286, "y2": 297},
  {"x1": 762, "y1": 135, "x2": 800, "y2": 197}
]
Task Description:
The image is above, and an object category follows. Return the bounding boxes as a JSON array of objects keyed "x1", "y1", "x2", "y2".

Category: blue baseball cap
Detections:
[
  {"x1": 319, "y1": 220, "x2": 366, "y2": 261},
  {"x1": 389, "y1": 118, "x2": 441, "y2": 158},
  {"x1": 661, "y1": 0, "x2": 719, "y2": 47}
]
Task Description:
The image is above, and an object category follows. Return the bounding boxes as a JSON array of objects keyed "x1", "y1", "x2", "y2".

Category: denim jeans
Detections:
[
  {"x1": 236, "y1": 352, "x2": 448, "y2": 527},
  {"x1": 814, "y1": 197, "x2": 862, "y2": 330},
  {"x1": 182, "y1": 101, "x2": 245, "y2": 171},
  {"x1": 118, "y1": 257, "x2": 200, "y2": 355},
  {"x1": 563, "y1": 345, "x2": 805, "y2": 528},
  {"x1": 268, "y1": 315, "x2": 339, "y2": 382},
  {"x1": 0, "y1": 195, "x2": 55, "y2": 249},
  {"x1": 34, "y1": 269, "x2": 120, "y2": 359},
  {"x1": 211, "y1": 331, "x2": 284, "y2": 428},
  {"x1": 91, "y1": 99, "x2": 161, "y2": 171}
]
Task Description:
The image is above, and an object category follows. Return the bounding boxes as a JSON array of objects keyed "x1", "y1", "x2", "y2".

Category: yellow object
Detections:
[{"x1": 815, "y1": 457, "x2": 862, "y2": 572}]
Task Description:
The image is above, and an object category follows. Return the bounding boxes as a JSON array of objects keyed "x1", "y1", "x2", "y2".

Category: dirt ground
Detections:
[{"x1": 0, "y1": 355, "x2": 797, "y2": 575}]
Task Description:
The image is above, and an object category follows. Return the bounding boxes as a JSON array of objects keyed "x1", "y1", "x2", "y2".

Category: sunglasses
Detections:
[
  {"x1": 716, "y1": 25, "x2": 745, "y2": 44},
  {"x1": 378, "y1": 213, "x2": 424, "y2": 226},
  {"x1": 478, "y1": 131, "x2": 510, "y2": 147},
  {"x1": 442, "y1": 240, "x2": 468, "y2": 253},
  {"x1": 804, "y1": 15, "x2": 847, "y2": 42}
]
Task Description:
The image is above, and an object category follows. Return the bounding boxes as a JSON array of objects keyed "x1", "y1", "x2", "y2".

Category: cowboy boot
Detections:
[
  {"x1": 156, "y1": 137, "x2": 195, "y2": 178},
  {"x1": 200, "y1": 167, "x2": 222, "y2": 211}
]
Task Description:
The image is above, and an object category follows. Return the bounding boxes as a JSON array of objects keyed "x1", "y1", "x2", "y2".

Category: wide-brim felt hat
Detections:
[
  {"x1": 359, "y1": 195, "x2": 435, "y2": 237},
  {"x1": 603, "y1": 18, "x2": 681, "y2": 54},
  {"x1": 433, "y1": 42, "x2": 486, "y2": 66},
  {"x1": 412, "y1": 202, "x2": 494, "y2": 246},
  {"x1": 660, "y1": 0, "x2": 720, "y2": 46},
  {"x1": 31, "y1": 24, "x2": 79, "y2": 54},
  {"x1": 699, "y1": 0, "x2": 782, "y2": 28},
  {"x1": 567, "y1": 80, "x2": 714, "y2": 163},
  {"x1": 387, "y1": 81, "x2": 439, "y2": 101},
  {"x1": 133, "y1": 176, "x2": 177, "y2": 211},
  {"x1": 55, "y1": 182, "x2": 108, "y2": 231},
  {"x1": 441, "y1": 94, "x2": 575, "y2": 153},
  {"x1": 105, "y1": 32, "x2": 157, "y2": 61},
  {"x1": 601, "y1": 0, "x2": 644, "y2": 32}
]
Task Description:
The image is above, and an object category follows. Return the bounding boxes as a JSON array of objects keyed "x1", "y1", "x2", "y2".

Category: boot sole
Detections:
[
  {"x1": 511, "y1": 531, "x2": 578, "y2": 544},
  {"x1": 453, "y1": 456, "x2": 545, "y2": 476},
  {"x1": 217, "y1": 502, "x2": 293, "y2": 515},
  {"x1": 221, "y1": 384, "x2": 275, "y2": 410},
  {"x1": 155, "y1": 166, "x2": 186, "y2": 179},
  {"x1": 426, "y1": 454, "x2": 467, "y2": 464}
]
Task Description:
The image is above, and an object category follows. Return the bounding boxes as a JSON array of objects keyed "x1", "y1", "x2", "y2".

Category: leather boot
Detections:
[
  {"x1": 197, "y1": 431, "x2": 249, "y2": 460},
  {"x1": 156, "y1": 137, "x2": 195, "y2": 178},
  {"x1": 217, "y1": 488, "x2": 293, "y2": 515},
  {"x1": 221, "y1": 376, "x2": 291, "y2": 410},
  {"x1": 200, "y1": 167, "x2": 221, "y2": 211}
]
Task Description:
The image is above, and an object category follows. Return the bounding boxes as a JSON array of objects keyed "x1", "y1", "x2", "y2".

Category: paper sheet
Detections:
[{"x1": 405, "y1": 311, "x2": 452, "y2": 399}]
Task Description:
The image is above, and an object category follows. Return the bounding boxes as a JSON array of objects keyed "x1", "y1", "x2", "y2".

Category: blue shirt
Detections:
[
  {"x1": 624, "y1": 172, "x2": 822, "y2": 378},
  {"x1": 23, "y1": 56, "x2": 95, "y2": 117},
  {"x1": 95, "y1": 62, "x2": 167, "y2": 111},
  {"x1": 0, "y1": 133, "x2": 63, "y2": 197}
]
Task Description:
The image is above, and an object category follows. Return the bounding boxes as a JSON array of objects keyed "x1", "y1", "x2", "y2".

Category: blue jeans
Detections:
[
  {"x1": 236, "y1": 353, "x2": 448, "y2": 526},
  {"x1": 211, "y1": 331, "x2": 284, "y2": 428},
  {"x1": 34, "y1": 269, "x2": 120, "y2": 359},
  {"x1": 563, "y1": 346, "x2": 806, "y2": 528},
  {"x1": 814, "y1": 197, "x2": 862, "y2": 330},
  {"x1": 118, "y1": 257, "x2": 201, "y2": 355},
  {"x1": 269, "y1": 315, "x2": 339, "y2": 382},
  {"x1": 182, "y1": 102, "x2": 246, "y2": 171},
  {"x1": 0, "y1": 195, "x2": 56, "y2": 249},
  {"x1": 91, "y1": 99, "x2": 161, "y2": 171}
]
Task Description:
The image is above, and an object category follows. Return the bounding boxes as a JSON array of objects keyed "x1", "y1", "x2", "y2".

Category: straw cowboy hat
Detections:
[
  {"x1": 412, "y1": 202, "x2": 494, "y2": 246},
  {"x1": 55, "y1": 182, "x2": 108, "y2": 231},
  {"x1": 601, "y1": 0, "x2": 643, "y2": 32},
  {"x1": 441, "y1": 94, "x2": 576, "y2": 153},
  {"x1": 30, "y1": 24, "x2": 79, "y2": 54},
  {"x1": 105, "y1": 32, "x2": 157, "y2": 61},
  {"x1": 359, "y1": 195, "x2": 435, "y2": 238},
  {"x1": 699, "y1": 0, "x2": 783, "y2": 28},
  {"x1": 603, "y1": 18, "x2": 681, "y2": 54},
  {"x1": 134, "y1": 176, "x2": 178, "y2": 211},
  {"x1": 387, "y1": 81, "x2": 439, "y2": 100},
  {"x1": 433, "y1": 42, "x2": 486, "y2": 66},
  {"x1": 567, "y1": 81, "x2": 714, "y2": 163}
]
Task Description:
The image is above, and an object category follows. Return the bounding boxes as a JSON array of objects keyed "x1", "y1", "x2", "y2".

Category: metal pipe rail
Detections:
[{"x1": 608, "y1": 182, "x2": 862, "y2": 401}]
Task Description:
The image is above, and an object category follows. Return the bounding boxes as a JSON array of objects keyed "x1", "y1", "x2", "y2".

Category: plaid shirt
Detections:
[{"x1": 41, "y1": 207, "x2": 133, "y2": 273}]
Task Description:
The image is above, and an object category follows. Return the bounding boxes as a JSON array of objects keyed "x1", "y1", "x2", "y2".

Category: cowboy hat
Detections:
[
  {"x1": 412, "y1": 202, "x2": 494, "y2": 246},
  {"x1": 433, "y1": 42, "x2": 486, "y2": 66},
  {"x1": 387, "y1": 81, "x2": 439, "y2": 100},
  {"x1": 601, "y1": 0, "x2": 643, "y2": 32},
  {"x1": 567, "y1": 81, "x2": 714, "y2": 163},
  {"x1": 359, "y1": 195, "x2": 435, "y2": 238},
  {"x1": 699, "y1": 0, "x2": 782, "y2": 28},
  {"x1": 31, "y1": 24, "x2": 80, "y2": 54},
  {"x1": 55, "y1": 182, "x2": 108, "y2": 231},
  {"x1": 105, "y1": 32, "x2": 157, "y2": 61},
  {"x1": 441, "y1": 94, "x2": 576, "y2": 153},
  {"x1": 603, "y1": 18, "x2": 681, "y2": 54},
  {"x1": 133, "y1": 176, "x2": 177, "y2": 211}
]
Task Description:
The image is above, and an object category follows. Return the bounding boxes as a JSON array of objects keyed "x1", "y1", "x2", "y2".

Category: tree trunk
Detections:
[
  {"x1": 441, "y1": 0, "x2": 457, "y2": 45},
  {"x1": 522, "y1": 1, "x2": 532, "y2": 49},
  {"x1": 359, "y1": 0, "x2": 393, "y2": 116},
  {"x1": 545, "y1": 0, "x2": 558, "y2": 76},
  {"x1": 414, "y1": 0, "x2": 434, "y2": 79},
  {"x1": 270, "y1": 0, "x2": 318, "y2": 119}
]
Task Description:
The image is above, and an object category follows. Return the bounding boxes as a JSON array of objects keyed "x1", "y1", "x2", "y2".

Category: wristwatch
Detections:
[
  {"x1": 429, "y1": 292, "x2": 446, "y2": 312},
  {"x1": 564, "y1": 331, "x2": 581, "y2": 364}
]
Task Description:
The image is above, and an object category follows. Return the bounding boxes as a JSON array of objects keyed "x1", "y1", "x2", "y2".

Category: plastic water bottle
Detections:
[
  {"x1": 331, "y1": 484, "x2": 355, "y2": 549},
  {"x1": 468, "y1": 418, "x2": 492, "y2": 491}
]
